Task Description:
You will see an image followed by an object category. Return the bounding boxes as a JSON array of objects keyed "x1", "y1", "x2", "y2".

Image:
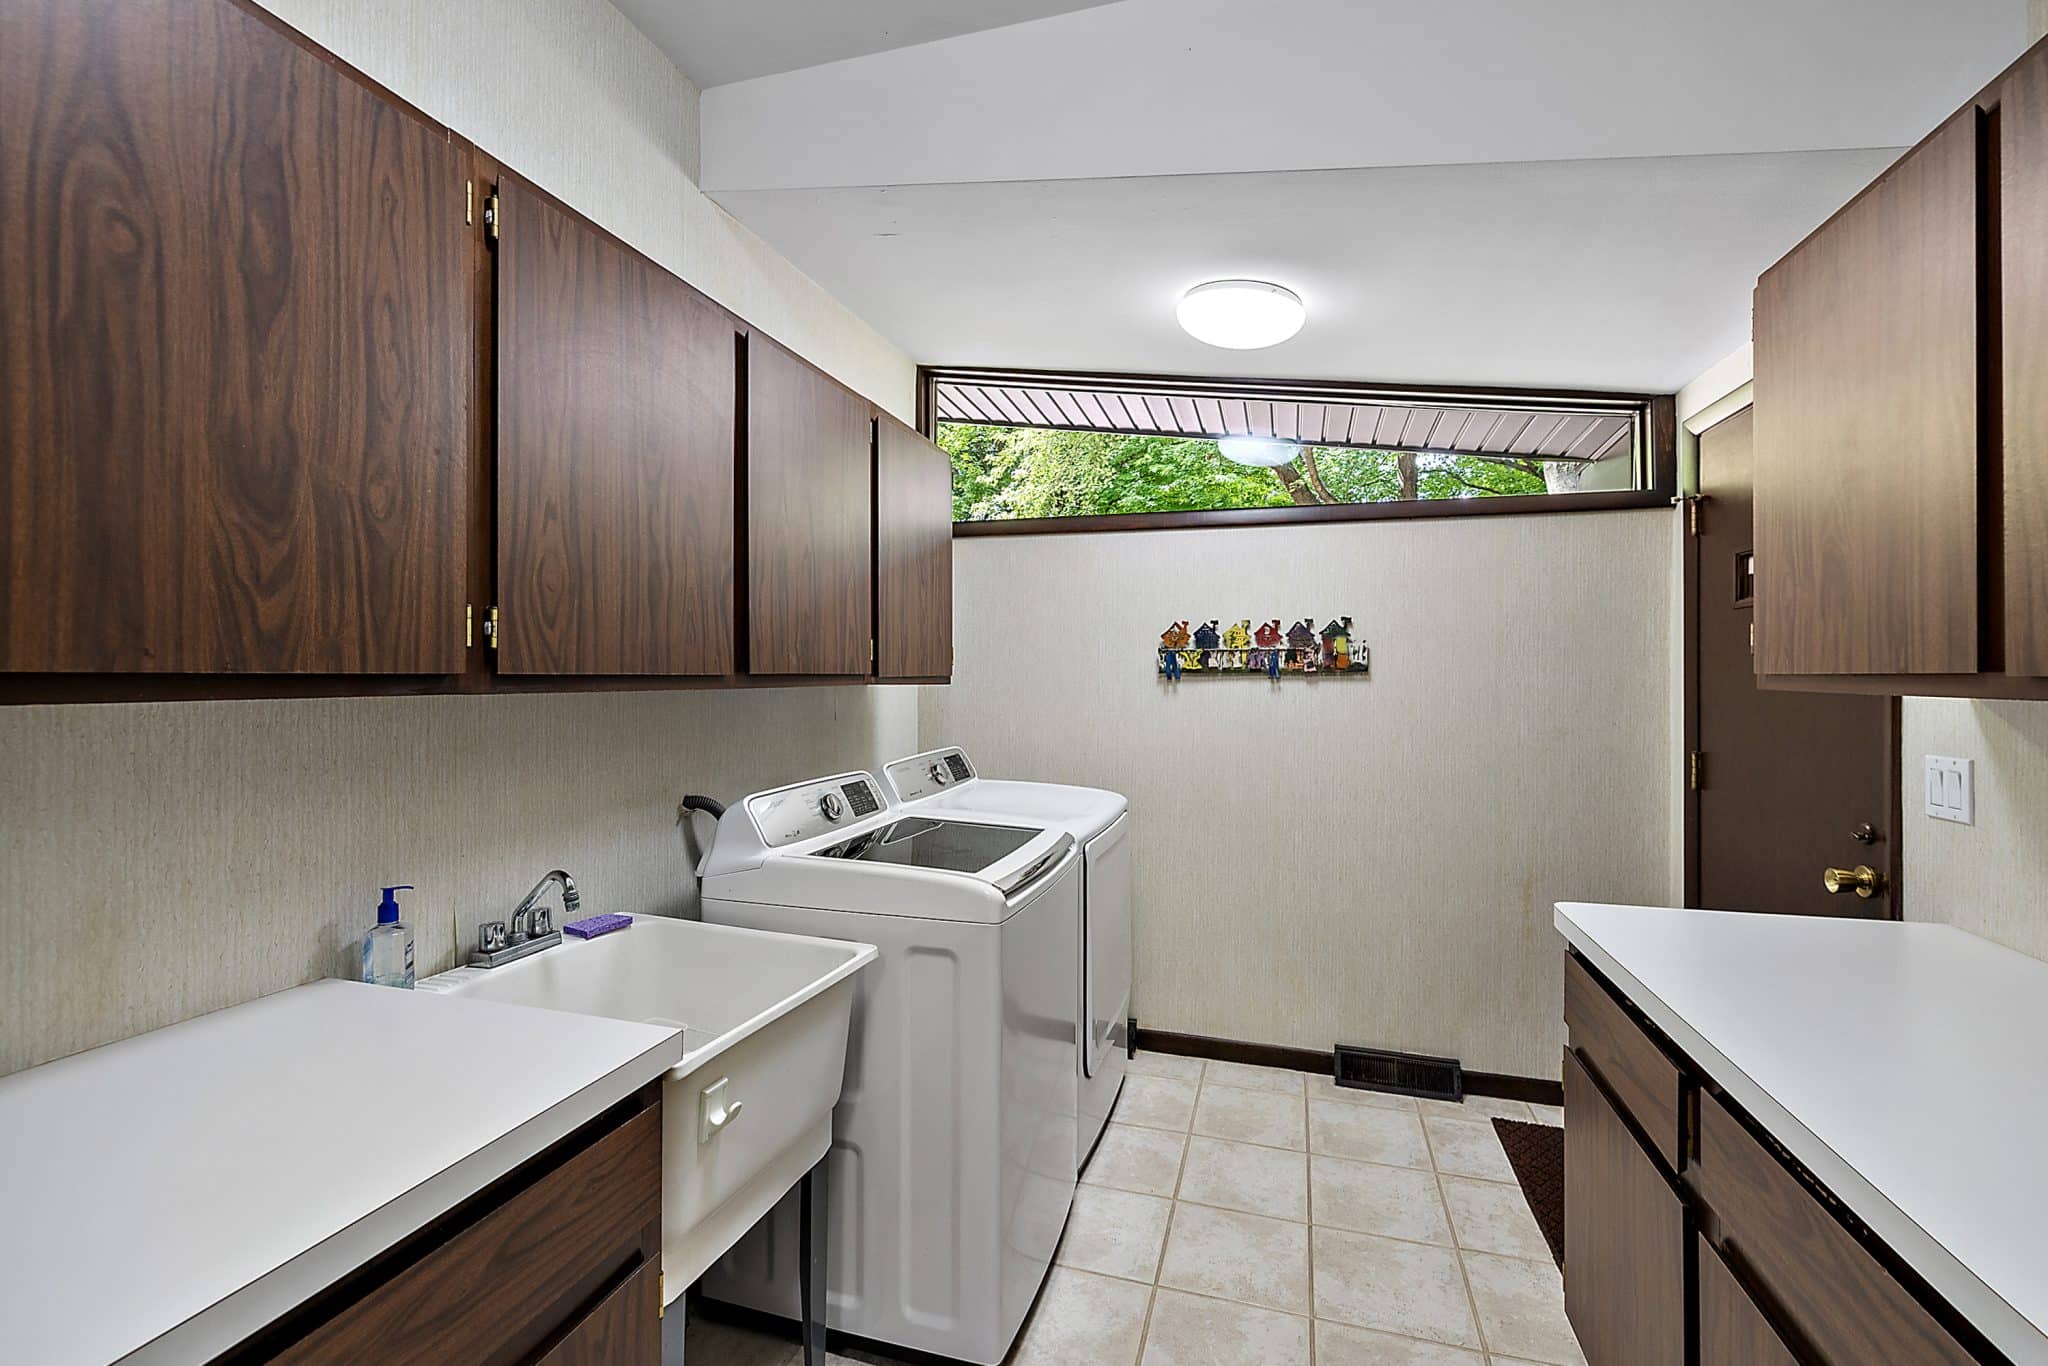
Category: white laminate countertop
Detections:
[
  {"x1": 0, "y1": 979, "x2": 682, "y2": 1365},
  {"x1": 1556, "y1": 902, "x2": 2048, "y2": 1365}
]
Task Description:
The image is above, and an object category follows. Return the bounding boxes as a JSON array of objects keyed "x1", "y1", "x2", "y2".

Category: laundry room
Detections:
[{"x1": 7, "y1": 3, "x2": 2048, "y2": 1366}]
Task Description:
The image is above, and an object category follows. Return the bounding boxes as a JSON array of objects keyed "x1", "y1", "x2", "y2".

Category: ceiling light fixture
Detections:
[
  {"x1": 1177, "y1": 279, "x2": 1306, "y2": 349},
  {"x1": 1218, "y1": 436, "x2": 1299, "y2": 468}
]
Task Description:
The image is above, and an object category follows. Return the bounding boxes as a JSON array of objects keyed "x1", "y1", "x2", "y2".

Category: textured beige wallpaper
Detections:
[
  {"x1": 0, "y1": 687, "x2": 918, "y2": 1076},
  {"x1": 1901, "y1": 698, "x2": 2048, "y2": 958},
  {"x1": 248, "y1": 0, "x2": 916, "y2": 421},
  {"x1": 921, "y1": 509, "x2": 1676, "y2": 1080}
]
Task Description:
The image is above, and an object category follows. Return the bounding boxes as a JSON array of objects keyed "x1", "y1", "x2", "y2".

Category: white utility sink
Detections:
[{"x1": 421, "y1": 917, "x2": 876, "y2": 1299}]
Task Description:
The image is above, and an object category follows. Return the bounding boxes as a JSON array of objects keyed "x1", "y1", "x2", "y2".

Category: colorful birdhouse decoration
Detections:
[{"x1": 1157, "y1": 615, "x2": 1369, "y2": 681}]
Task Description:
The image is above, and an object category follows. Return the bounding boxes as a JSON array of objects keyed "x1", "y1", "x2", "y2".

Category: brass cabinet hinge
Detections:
[
  {"x1": 1689, "y1": 751, "x2": 1705, "y2": 791},
  {"x1": 1686, "y1": 497, "x2": 1702, "y2": 536},
  {"x1": 465, "y1": 178, "x2": 474, "y2": 226},
  {"x1": 484, "y1": 606, "x2": 500, "y2": 651},
  {"x1": 658, "y1": 1271, "x2": 666, "y2": 1318},
  {"x1": 483, "y1": 187, "x2": 501, "y2": 243}
]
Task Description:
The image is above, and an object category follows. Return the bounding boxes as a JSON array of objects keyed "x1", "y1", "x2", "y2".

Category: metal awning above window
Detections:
[{"x1": 931, "y1": 372, "x2": 1638, "y2": 465}]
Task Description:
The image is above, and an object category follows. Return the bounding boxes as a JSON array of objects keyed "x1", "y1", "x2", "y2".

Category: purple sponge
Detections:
[{"x1": 564, "y1": 913, "x2": 633, "y2": 939}]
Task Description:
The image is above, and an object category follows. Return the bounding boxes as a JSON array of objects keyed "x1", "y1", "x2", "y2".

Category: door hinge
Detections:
[
  {"x1": 484, "y1": 605, "x2": 500, "y2": 651},
  {"x1": 1689, "y1": 751, "x2": 1705, "y2": 791},
  {"x1": 1686, "y1": 496, "x2": 1702, "y2": 536},
  {"x1": 483, "y1": 187, "x2": 500, "y2": 243},
  {"x1": 465, "y1": 178, "x2": 474, "y2": 226},
  {"x1": 1749, "y1": 620, "x2": 1756, "y2": 655},
  {"x1": 466, "y1": 604, "x2": 474, "y2": 648},
  {"x1": 871, "y1": 638, "x2": 877, "y2": 665},
  {"x1": 658, "y1": 1271, "x2": 666, "y2": 1318}
]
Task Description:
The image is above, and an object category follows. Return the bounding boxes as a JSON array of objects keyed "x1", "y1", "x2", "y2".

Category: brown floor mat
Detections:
[{"x1": 1493, "y1": 1118, "x2": 1564, "y2": 1270}]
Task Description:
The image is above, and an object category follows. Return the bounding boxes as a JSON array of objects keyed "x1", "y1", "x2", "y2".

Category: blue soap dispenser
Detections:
[{"x1": 363, "y1": 884, "x2": 417, "y2": 988}]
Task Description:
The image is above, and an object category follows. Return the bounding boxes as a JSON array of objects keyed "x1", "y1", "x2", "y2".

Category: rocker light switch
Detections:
[{"x1": 1924, "y1": 756, "x2": 1974, "y2": 826}]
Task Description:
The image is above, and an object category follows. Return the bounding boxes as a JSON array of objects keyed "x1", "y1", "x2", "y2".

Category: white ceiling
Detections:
[
  {"x1": 608, "y1": 0, "x2": 1120, "y2": 88},
  {"x1": 621, "y1": 0, "x2": 2030, "y2": 391},
  {"x1": 713, "y1": 150, "x2": 1899, "y2": 392}
]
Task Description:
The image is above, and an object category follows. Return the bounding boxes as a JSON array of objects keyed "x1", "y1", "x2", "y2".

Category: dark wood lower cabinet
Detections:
[
  {"x1": 222, "y1": 1090, "x2": 662, "y2": 1366},
  {"x1": 1561, "y1": 1048, "x2": 1686, "y2": 1366},
  {"x1": 1695, "y1": 1090, "x2": 1976, "y2": 1366},
  {"x1": 1698, "y1": 1234, "x2": 1801, "y2": 1366},
  {"x1": 1563, "y1": 952, "x2": 1997, "y2": 1366}
]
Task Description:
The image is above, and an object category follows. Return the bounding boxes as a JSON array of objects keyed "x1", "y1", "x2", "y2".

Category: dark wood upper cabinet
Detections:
[
  {"x1": 1753, "y1": 109, "x2": 1981, "y2": 679},
  {"x1": 1752, "y1": 34, "x2": 2048, "y2": 698},
  {"x1": 874, "y1": 416, "x2": 954, "y2": 680},
  {"x1": 1, "y1": 0, "x2": 471, "y2": 674},
  {"x1": 745, "y1": 338, "x2": 873, "y2": 676},
  {"x1": 495, "y1": 177, "x2": 735, "y2": 676},
  {"x1": 2004, "y1": 42, "x2": 2048, "y2": 679}
]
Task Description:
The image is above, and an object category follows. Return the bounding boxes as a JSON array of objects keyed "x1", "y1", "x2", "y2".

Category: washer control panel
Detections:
[
  {"x1": 748, "y1": 773, "x2": 884, "y2": 847},
  {"x1": 885, "y1": 748, "x2": 976, "y2": 803}
]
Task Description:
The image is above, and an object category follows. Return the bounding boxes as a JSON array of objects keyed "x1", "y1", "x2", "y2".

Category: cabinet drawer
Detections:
[
  {"x1": 1564, "y1": 953, "x2": 1683, "y2": 1170},
  {"x1": 1562, "y1": 1048, "x2": 1686, "y2": 1366},
  {"x1": 1695, "y1": 1090, "x2": 1973, "y2": 1366},
  {"x1": 270, "y1": 1104, "x2": 662, "y2": 1365},
  {"x1": 1698, "y1": 1233, "x2": 1800, "y2": 1366},
  {"x1": 536, "y1": 1260, "x2": 660, "y2": 1366}
]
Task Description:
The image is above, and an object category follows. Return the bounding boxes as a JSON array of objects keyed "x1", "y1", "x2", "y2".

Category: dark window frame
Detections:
[{"x1": 919, "y1": 365, "x2": 1678, "y2": 536}]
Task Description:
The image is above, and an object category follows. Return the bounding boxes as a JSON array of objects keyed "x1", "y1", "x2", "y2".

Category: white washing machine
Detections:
[
  {"x1": 882, "y1": 747, "x2": 1130, "y2": 1171},
  {"x1": 697, "y1": 770, "x2": 1079, "y2": 1366}
]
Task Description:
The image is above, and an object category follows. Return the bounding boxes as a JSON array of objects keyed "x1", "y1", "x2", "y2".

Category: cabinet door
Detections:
[
  {"x1": 2006, "y1": 47, "x2": 2048, "y2": 677},
  {"x1": 1752, "y1": 110, "x2": 1981, "y2": 676},
  {"x1": 875, "y1": 416, "x2": 953, "y2": 679},
  {"x1": 1562, "y1": 1048, "x2": 1686, "y2": 1366},
  {"x1": 496, "y1": 177, "x2": 735, "y2": 675},
  {"x1": 1698, "y1": 1235, "x2": 1801, "y2": 1366},
  {"x1": 746, "y1": 338, "x2": 872, "y2": 675},
  {"x1": 1, "y1": 0, "x2": 471, "y2": 674}
]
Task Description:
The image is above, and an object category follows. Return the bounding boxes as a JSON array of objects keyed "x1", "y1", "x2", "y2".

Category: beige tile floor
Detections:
[{"x1": 685, "y1": 1054, "x2": 1579, "y2": 1366}]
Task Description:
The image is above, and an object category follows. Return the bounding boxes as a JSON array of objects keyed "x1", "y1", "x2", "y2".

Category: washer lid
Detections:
[{"x1": 810, "y1": 816, "x2": 1038, "y2": 874}]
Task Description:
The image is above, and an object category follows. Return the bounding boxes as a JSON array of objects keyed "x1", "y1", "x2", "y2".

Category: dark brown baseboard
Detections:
[{"x1": 1132, "y1": 1027, "x2": 1564, "y2": 1108}]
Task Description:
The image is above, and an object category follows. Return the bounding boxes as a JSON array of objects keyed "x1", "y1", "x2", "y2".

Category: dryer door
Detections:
[{"x1": 1082, "y1": 813, "x2": 1133, "y2": 1078}]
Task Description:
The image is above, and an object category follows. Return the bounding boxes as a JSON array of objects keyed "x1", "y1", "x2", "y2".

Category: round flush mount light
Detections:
[
  {"x1": 1177, "y1": 279, "x2": 1306, "y2": 349},
  {"x1": 1218, "y1": 436, "x2": 1299, "y2": 467}
]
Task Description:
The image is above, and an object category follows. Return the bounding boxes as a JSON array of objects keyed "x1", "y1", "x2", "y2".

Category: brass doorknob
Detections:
[{"x1": 1823, "y1": 865, "x2": 1885, "y2": 898}]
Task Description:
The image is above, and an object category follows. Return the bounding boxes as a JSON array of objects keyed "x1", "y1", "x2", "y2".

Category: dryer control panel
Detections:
[
  {"x1": 885, "y1": 747, "x2": 976, "y2": 803},
  {"x1": 747, "y1": 772, "x2": 885, "y2": 847}
]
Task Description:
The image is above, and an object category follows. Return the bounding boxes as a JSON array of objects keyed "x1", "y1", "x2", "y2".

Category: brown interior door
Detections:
[
  {"x1": 1696, "y1": 408, "x2": 1897, "y2": 917},
  {"x1": 494, "y1": 177, "x2": 736, "y2": 676},
  {"x1": 874, "y1": 416, "x2": 953, "y2": 680},
  {"x1": 2004, "y1": 45, "x2": 2048, "y2": 678},
  {"x1": 746, "y1": 338, "x2": 873, "y2": 675},
  {"x1": 1, "y1": 0, "x2": 471, "y2": 673},
  {"x1": 1751, "y1": 109, "x2": 1980, "y2": 677}
]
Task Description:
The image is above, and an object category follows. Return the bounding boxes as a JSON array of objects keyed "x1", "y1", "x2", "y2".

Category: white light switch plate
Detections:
[{"x1": 1924, "y1": 755, "x2": 1974, "y2": 825}]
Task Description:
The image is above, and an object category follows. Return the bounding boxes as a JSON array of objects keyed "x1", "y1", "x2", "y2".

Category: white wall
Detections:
[
  {"x1": 0, "y1": 0, "x2": 920, "y2": 1078},
  {"x1": 921, "y1": 510, "x2": 1676, "y2": 1080}
]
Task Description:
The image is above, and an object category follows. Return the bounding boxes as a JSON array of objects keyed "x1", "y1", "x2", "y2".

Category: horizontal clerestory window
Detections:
[{"x1": 923, "y1": 368, "x2": 1674, "y2": 534}]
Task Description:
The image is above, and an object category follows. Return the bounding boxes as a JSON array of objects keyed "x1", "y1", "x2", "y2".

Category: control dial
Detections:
[
  {"x1": 929, "y1": 761, "x2": 952, "y2": 786},
  {"x1": 819, "y1": 790, "x2": 846, "y2": 822}
]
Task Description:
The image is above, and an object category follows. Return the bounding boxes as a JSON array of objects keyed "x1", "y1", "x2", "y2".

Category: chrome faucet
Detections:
[
  {"x1": 511, "y1": 868, "x2": 579, "y2": 940},
  {"x1": 471, "y1": 870, "x2": 579, "y2": 968}
]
